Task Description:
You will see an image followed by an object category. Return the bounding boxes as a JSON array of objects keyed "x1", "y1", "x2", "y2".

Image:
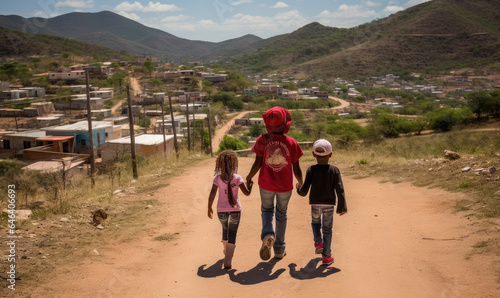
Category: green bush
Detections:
[
  {"x1": 0, "y1": 160, "x2": 25, "y2": 176},
  {"x1": 426, "y1": 108, "x2": 473, "y2": 131},
  {"x1": 217, "y1": 135, "x2": 248, "y2": 153}
]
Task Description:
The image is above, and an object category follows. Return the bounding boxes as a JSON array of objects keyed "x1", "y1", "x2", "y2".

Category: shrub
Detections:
[
  {"x1": 426, "y1": 108, "x2": 473, "y2": 131},
  {"x1": 217, "y1": 135, "x2": 248, "y2": 153}
]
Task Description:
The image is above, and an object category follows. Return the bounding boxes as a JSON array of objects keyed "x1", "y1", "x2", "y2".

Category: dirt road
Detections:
[
  {"x1": 27, "y1": 157, "x2": 498, "y2": 297},
  {"x1": 212, "y1": 111, "x2": 251, "y2": 150}
]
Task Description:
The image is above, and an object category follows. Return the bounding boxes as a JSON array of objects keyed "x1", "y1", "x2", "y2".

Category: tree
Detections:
[
  {"x1": 426, "y1": 108, "x2": 473, "y2": 131},
  {"x1": 143, "y1": 59, "x2": 154, "y2": 77},
  {"x1": 468, "y1": 91, "x2": 491, "y2": 120}
]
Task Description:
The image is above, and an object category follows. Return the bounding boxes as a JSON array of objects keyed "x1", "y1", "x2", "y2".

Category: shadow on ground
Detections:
[{"x1": 289, "y1": 258, "x2": 341, "y2": 280}]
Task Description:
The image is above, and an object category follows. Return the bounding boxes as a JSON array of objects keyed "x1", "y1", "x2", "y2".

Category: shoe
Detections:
[
  {"x1": 322, "y1": 256, "x2": 334, "y2": 265},
  {"x1": 314, "y1": 242, "x2": 324, "y2": 254},
  {"x1": 274, "y1": 251, "x2": 286, "y2": 259},
  {"x1": 260, "y1": 234, "x2": 275, "y2": 260},
  {"x1": 224, "y1": 243, "x2": 235, "y2": 269}
]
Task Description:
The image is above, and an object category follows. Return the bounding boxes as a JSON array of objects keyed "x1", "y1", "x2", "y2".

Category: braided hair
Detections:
[{"x1": 214, "y1": 150, "x2": 238, "y2": 207}]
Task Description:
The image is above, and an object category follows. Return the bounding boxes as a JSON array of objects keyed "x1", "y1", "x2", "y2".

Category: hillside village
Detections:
[{"x1": 1, "y1": 54, "x2": 498, "y2": 178}]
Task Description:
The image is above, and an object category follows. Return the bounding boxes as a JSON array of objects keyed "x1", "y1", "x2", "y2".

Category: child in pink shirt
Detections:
[{"x1": 208, "y1": 150, "x2": 253, "y2": 269}]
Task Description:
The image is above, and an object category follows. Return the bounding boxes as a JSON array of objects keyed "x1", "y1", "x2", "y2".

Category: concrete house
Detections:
[
  {"x1": 42, "y1": 121, "x2": 114, "y2": 153},
  {"x1": 19, "y1": 87, "x2": 45, "y2": 97},
  {"x1": 1, "y1": 130, "x2": 46, "y2": 153},
  {"x1": 101, "y1": 134, "x2": 174, "y2": 161}
]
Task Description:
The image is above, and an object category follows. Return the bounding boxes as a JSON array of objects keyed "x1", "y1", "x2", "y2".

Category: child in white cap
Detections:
[{"x1": 297, "y1": 139, "x2": 347, "y2": 265}]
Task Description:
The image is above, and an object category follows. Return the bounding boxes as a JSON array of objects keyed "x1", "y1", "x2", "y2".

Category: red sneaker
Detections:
[
  {"x1": 314, "y1": 242, "x2": 324, "y2": 254},
  {"x1": 322, "y1": 256, "x2": 334, "y2": 265}
]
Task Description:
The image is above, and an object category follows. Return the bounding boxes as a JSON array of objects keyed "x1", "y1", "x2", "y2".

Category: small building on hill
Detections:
[{"x1": 101, "y1": 134, "x2": 174, "y2": 161}]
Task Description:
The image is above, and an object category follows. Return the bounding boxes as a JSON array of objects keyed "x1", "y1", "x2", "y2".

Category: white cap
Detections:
[{"x1": 312, "y1": 139, "x2": 332, "y2": 156}]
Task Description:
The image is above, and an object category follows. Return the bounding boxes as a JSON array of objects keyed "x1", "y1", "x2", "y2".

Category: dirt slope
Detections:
[{"x1": 24, "y1": 157, "x2": 499, "y2": 298}]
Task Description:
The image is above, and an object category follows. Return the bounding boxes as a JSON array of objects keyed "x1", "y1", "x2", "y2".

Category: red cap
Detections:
[{"x1": 262, "y1": 106, "x2": 292, "y2": 134}]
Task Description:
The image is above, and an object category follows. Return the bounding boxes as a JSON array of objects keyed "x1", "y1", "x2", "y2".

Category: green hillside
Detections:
[
  {"x1": 0, "y1": 26, "x2": 129, "y2": 59},
  {"x1": 228, "y1": 0, "x2": 500, "y2": 78}
]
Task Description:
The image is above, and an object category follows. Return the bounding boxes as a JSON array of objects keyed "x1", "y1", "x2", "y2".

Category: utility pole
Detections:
[
  {"x1": 161, "y1": 95, "x2": 167, "y2": 156},
  {"x1": 127, "y1": 85, "x2": 138, "y2": 179},
  {"x1": 185, "y1": 94, "x2": 191, "y2": 151},
  {"x1": 85, "y1": 70, "x2": 96, "y2": 179},
  {"x1": 207, "y1": 107, "x2": 213, "y2": 157},
  {"x1": 168, "y1": 95, "x2": 179, "y2": 159},
  {"x1": 192, "y1": 101, "x2": 196, "y2": 150}
]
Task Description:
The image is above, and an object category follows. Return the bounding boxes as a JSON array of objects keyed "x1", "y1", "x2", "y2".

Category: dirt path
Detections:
[
  {"x1": 212, "y1": 111, "x2": 250, "y2": 151},
  {"x1": 130, "y1": 77, "x2": 142, "y2": 96},
  {"x1": 26, "y1": 157, "x2": 498, "y2": 298}
]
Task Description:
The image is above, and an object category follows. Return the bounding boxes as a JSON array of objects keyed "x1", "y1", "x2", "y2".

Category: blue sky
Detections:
[{"x1": 2, "y1": 0, "x2": 431, "y2": 42}]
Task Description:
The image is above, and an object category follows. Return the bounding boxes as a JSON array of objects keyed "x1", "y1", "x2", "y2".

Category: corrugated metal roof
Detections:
[
  {"x1": 109, "y1": 134, "x2": 173, "y2": 145},
  {"x1": 43, "y1": 121, "x2": 112, "y2": 132},
  {"x1": 5, "y1": 130, "x2": 46, "y2": 138}
]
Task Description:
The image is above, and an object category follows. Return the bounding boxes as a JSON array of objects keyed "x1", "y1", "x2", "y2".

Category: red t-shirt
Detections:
[{"x1": 251, "y1": 134, "x2": 303, "y2": 192}]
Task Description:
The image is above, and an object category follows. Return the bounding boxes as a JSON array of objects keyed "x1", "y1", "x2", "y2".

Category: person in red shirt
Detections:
[{"x1": 246, "y1": 106, "x2": 303, "y2": 260}]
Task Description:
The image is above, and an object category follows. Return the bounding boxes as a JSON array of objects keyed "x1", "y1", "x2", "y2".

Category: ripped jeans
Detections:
[{"x1": 218, "y1": 212, "x2": 241, "y2": 244}]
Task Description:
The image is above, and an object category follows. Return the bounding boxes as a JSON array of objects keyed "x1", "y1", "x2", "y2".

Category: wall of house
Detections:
[{"x1": 23, "y1": 148, "x2": 89, "y2": 161}]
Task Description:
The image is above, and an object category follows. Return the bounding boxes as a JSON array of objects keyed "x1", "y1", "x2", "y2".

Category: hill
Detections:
[
  {"x1": 0, "y1": 11, "x2": 264, "y2": 61},
  {"x1": 230, "y1": 0, "x2": 500, "y2": 78},
  {"x1": 0, "y1": 26, "x2": 128, "y2": 59}
]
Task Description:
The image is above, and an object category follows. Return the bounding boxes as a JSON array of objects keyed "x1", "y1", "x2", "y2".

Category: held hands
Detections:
[
  {"x1": 207, "y1": 207, "x2": 213, "y2": 219},
  {"x1": 247, "y1": 180, "x2": 254, "y2": 192}
]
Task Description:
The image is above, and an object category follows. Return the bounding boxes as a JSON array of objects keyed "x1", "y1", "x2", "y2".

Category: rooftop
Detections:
[
  {"x1": 5, "y1": 130, "x2": 46, "y2": 138},
  {"x1": 108, "y1": 134, "x2": 174, "y2": 146},
  {"x1": 43, "y1": 121, "x2": 113, "y2": 132}
]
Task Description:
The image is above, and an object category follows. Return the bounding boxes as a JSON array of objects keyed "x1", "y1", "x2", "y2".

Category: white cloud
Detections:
[
  {"x1": 161, "y1": 14, "x2": 194, "y2": 22},
  {"x1": 55, "y1": 0, "x2": 94, "y2": 8},
  {"x1": 230, "y1": 0, "x2": 253, "y2": 6},
  {"x1": 364, "y1": 1, "x2": 379, "y2": 7},
  {"x1": 271, "y1": 2, "x2": 289, "y2": 9},
  {"x1": 404, "y1": 0, "x2": 431, "y2": 7},
  {"x1": 274, "y1": 10, "x2": 303, "y2": 20},
  {"x1": 143, "y1": 2, "x2": 181, "y2": 12},
  {"x1": 117, "y1": 11, "x2": 141, "y2": 21},
  {"x1": 114, "y1": 1, "x2": 181, "y2": 13},
  {"x1": 115, "y1": 1, "x2": 143, "y2": 12},
  {"x1": 383, "y1": 6, "x2": 404, "y2": 13},
  {"x1": 319, "y1": 4, "x2": 377, "y2": 19},
  {"x1": 32, "y1": 9, "x2": 62, "y2": 18}
]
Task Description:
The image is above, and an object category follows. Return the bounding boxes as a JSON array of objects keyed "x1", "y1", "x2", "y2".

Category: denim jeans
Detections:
[
  {"x1": 260, "y1": 187, "x2": 292, "y2": 254},
  {"x1": 311, "y1": 205, "x2": 334, "y2": 258},
  {"x1": 218, "y1": 212, "x2": 241, "y2": 244}
]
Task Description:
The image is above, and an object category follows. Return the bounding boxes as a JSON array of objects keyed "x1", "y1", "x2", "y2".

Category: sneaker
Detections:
[
  {"x1": 322, "y1": 256, "x2": 334, "y2": 265},
  {"x1": 260, "y1": 234, "x2": 275, "y2": 260},
  {"x1": 274, "y1": 251, "x2": 286, "y2": 260},
  {"x1": 314, "y1": 242, "x2": 324, "y2": 254}
]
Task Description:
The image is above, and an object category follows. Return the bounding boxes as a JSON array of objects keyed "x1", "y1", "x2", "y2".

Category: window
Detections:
[
  {"x1": 81, "y1": 140, "x2": 86, "y2": 146},
  {"x1": 3, "y1": 140, "x2": 10, "y2": 149},
  {"x1": 23, "y1": 141, "x2": 31, "y2": 149}
]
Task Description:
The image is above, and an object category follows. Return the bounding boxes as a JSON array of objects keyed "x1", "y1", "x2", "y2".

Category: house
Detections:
[
  {"x1": 201, "y1": 73, "x2": 228, "y2": 82},
  {"x1": 90, "y1": 89, "x2": 113, "y2": 99},
  {"x1": 101, "y1": 134, "x2": 175, "y2": 161},
  {"x1": 48, "y1": 69, "x2": 86, "y2": 82},
  {"x1": 42, "y1": 121, "x2": 114, "y2": 153},
  {"x1": 19, "y1": 87, "x2": 45, "y2": 97},
  {"x1": 1, "y1": 130, "x2": 46, "y2": 154},
  {"x1": 176, "y1": 103, "x2": 209, "y2": 113},
  {"x1": 37, "y1": 115, "x2": 65, "y2": 127},
  {"x1": 313, "y1": 91, "x2": 329, "y2": 100},
  {"x1": 70, "y1": 97, "x2": 105, "y2": 109},
  {"x1": 155, "y1": 120, "x2": 181, "y2": 134},
  {"x1": 244, "y1": 89, "x2": 258, "y2": 96}
]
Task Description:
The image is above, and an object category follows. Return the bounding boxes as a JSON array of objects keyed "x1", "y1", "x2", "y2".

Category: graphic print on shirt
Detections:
[{"x1": 265, "y1": 141, "x2": 290, "y2": 172}]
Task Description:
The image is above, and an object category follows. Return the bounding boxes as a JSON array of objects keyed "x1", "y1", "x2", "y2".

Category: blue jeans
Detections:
[
  {"x1": 311, "y1": 206, "x2": 334, "y2": 258},
  {"x1": 260, "y1": 187, "x2": 292, "y2": 254},
  {"x1": 218, "y1": 212, "x2": 241, "y2": 244}
]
